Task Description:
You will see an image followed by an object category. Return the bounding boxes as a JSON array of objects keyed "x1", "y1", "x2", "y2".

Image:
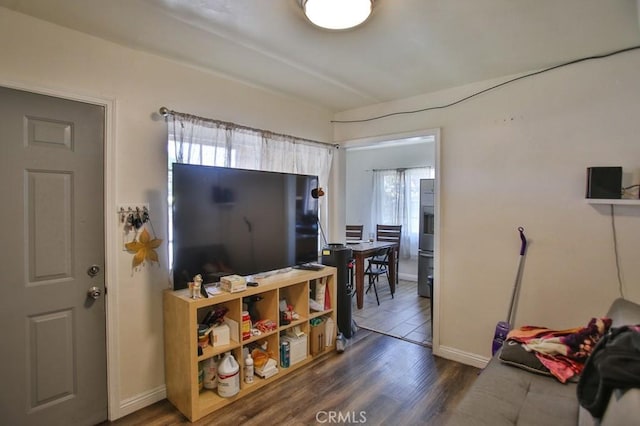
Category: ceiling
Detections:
[{"x1": 1, "y1": 0, "x2": 639, "y2": 112}]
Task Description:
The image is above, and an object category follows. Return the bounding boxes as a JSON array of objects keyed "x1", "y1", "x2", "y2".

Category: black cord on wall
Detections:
[
  {"x1": 610, "y1": 205, "x2": 626, "y2": 299},
  {"x1": 332, "y1": 45, "x2": 640, "y2": 124}
]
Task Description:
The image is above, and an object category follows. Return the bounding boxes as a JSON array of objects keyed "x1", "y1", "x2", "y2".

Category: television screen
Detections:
[{"x1": 171, "y1": 163, "x2": 319, "y2": 289}]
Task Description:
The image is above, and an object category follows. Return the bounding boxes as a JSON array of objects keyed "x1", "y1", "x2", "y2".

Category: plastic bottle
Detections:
[
  {"x1": 217, "y1": 352, "x2": 240, "y2": 397},
  {"x1": 203, "y1": 355, "x2": 218, "y2": 389},
  {"x1": 244, "y1": 354, "x2": 254, "y2": 384}
]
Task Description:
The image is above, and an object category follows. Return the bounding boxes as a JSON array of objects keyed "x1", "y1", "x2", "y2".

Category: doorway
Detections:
[
  {"x1": 0, "y1": 86, "x2": 108, "y2": 425},
  {"x1": 345, "y1": 131, "x2": 438, "y2": 345}
]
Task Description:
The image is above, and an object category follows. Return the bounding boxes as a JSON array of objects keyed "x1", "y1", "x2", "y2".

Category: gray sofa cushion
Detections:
[
  {"x1": 447, "y1": 298, "x2": 640, "y2": 426},
  {"x1": 447, "y1": 355, "x2": 578, "y2": 426},
  {"x1": 606, "y1": 298, "x2": 640, "y2": 325},
  {"x1": 599, "y1": 388, "x2": 640, "y2": 426}
]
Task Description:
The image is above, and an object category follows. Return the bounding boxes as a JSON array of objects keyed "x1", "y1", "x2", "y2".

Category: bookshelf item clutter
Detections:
[{"x1": 163, "y1": 267, "x2": 337, "y2": 422}]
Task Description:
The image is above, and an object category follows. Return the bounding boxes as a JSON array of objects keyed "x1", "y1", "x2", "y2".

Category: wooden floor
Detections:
[
  {"x1": 352, "y1": 279, "x2": 432, "y2": 346},
  {"x1": 104, "y1": 330, "x2": 478, "y2": 426}
]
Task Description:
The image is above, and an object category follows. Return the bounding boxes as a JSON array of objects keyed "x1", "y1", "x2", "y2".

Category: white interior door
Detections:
[{"x1": 0, "y1": 86, "x2": 107, "y2": 425}]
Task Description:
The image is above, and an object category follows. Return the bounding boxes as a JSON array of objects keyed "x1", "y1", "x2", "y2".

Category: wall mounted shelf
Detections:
[{"x1": 585, "y1": 199, "x2": 640, "y2": 205}]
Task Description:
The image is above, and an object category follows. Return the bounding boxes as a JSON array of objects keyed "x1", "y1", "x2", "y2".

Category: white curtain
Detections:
[
  {"x1": 166, "y1": 113, "x2": 334, "y2": 258},
  {"x1": 371, "y1": 167, "x2": 433, "y2": 258}
]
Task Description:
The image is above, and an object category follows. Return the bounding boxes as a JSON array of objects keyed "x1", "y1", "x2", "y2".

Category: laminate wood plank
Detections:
[{"x1": 103, "y1": 330, "x2": 479, "y2": 425}]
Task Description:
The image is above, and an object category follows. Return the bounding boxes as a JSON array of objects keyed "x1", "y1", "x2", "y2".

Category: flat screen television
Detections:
[{"x1": 171, "y1": 163, "x2": 319, "y2": 290}]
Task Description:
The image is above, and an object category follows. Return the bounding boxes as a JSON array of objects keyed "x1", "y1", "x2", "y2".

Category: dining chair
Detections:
[
  {"x1": 362, "y1": 246, "x2": 393, "y2": 305},
  {"x1": 345, "y1": 225, "x2": 364, "y2": 241},
  {"x1": 345, "y1": 225, "x2": 363, "y2": 290},
  {"x1": 371, "y1": 224, "x2": 402, "y2": 286}
]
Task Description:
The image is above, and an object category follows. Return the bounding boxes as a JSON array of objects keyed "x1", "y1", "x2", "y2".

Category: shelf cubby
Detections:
[{"x1": 278, "y1": 281, "x2": 309, "y2": 327}]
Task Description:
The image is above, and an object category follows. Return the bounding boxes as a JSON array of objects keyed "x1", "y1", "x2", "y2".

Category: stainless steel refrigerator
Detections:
[{"x1": 417, "y1": 179, "x2": 434, "y2": 298}]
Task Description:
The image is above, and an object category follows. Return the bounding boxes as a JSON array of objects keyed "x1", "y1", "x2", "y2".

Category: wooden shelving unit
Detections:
[{"x1": 163, "y1": 267, "x2": 337, "y2": 422}]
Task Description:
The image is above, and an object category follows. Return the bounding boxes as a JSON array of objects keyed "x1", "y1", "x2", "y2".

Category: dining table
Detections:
[{"x1": 347, "y1": 240, "x2": 398, "y2": 309}]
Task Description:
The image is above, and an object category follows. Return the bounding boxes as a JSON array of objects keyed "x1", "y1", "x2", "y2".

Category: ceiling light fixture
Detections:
[{"x1": 300, "y1": 0, "x2": 373, "y2": 31}]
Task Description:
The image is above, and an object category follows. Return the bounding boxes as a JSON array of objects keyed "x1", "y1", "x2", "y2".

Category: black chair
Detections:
[
  {"x1": 371, "y1": 224, "x2": 402, "y2": 286},
  {"x1": 363, "y1": 247, "x2": 392, "y2": 305}
]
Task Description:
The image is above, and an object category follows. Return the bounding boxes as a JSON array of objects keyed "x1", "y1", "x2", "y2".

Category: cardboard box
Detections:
[
  {"x1": 225, "y1": 317, "x2": 239, "y2": 342},
  {"x1": 211, "y1": 323, "x2": 230, "y2": 347},
  {"x1": 281, "y1": 334, "x2": 308, "y2": 365},
  {"x1": 220, "y1": 274, "x2": 247, "y2": 293},
  {"x1": 310, "y1": 319, "x2": 326, "y2": 356}
]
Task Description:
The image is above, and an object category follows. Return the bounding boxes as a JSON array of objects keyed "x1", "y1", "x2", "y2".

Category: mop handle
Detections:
[
  {"x1": 506, "y1": 227, "x2": 527, "y2": 324},
  {"x1": 518, "y1": 227, "x2": 527, "y2": 256}
]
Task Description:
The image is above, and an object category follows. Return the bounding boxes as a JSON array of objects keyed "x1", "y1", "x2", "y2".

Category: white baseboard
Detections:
[
  {"x1": 434, "y1": 344, "x2": 490, "y2": 369},
  {"x1": 112, "y1": 385, "x2": 166, "y2": 420}
]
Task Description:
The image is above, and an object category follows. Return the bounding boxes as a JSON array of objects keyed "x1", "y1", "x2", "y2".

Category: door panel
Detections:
[
  {"x1": 27, "y1": 170, "x2": 73, "y2": 282},
  {"x1": 28, "y1": 309, "x2": 75, "y2": 408},
  {"x1": 0, "y1": 86, "x2": 107, "y2": 425}
]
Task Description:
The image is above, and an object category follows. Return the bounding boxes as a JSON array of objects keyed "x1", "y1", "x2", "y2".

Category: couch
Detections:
[{"x1": 447, "y1": 298, "x2": 640, "y2": 425}]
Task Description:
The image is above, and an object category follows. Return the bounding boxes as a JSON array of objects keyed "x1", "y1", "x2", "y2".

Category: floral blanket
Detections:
[{"x1": 506, "y1": 317, "x2": 612, "y2": 383}]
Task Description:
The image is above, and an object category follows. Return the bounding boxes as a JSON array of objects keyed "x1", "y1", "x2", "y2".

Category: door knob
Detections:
[{"x1": 87, "y1": 286, "x2": 102, "y2": 300}]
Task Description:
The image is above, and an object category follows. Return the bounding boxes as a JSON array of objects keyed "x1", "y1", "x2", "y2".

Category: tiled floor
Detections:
[{"x1": 351, "y1": 277, "x2": 432, "y2": 346}]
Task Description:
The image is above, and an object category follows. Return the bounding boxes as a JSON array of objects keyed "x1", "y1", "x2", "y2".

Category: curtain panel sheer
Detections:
[
  {"x1": 166, "y1": 113, "x2": 333, "y2": 262},
  {"x1": 371, "y1": 167, "x2": 434, "y2": 259}
]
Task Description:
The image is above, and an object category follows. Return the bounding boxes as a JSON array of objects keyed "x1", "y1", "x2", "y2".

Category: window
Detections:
[{"x1": 372, "y1": 167, "x2": 434, "y2": 258}]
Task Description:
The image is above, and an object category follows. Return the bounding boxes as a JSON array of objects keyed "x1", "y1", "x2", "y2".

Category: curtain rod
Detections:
[
  {"x1": 159, "y1": 107, "x2": 338, "y2": 149},
  {"x1": 367, "y1": 166, "x2": 432, "y2": 172}
]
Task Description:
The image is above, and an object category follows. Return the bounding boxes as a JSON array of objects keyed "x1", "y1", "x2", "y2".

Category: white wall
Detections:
[
  {"x1": 334, "y1": 50, "x2": 640, "y2": 366},
  {"x1": 345, "y1": 142, "x2": 435, "y2": 239},
  {"x1": 0, "y1": 8, "x2": 333, "y2": 419}
]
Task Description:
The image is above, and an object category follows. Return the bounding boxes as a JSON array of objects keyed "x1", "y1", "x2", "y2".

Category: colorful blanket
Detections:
[{"x1": 506, "y1": 317, "x2": 612, "y2": 383}]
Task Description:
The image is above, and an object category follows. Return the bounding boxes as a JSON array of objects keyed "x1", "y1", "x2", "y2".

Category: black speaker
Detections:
[
  {"x1": 321, "y1": 244, "x2": 354, "y2": 338},
  {"x1": 586, "y1": 167, "x2": 622, "y2": 199}
]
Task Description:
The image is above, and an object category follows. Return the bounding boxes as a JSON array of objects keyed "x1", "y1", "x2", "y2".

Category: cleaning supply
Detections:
[
  {"x1": 202, "y1": 355, "x2": 218, "y2": 390},
  {"x1": 244, "y1": 354, "x2": 254, "y2": 384},
  {"x1": 217, "y1": 352, "x2": 240, "y2": 397},
  {"x1": 242, "y1": 311, "x2": 251, "y2": 341},
  {"x1": 280, "y1": 340, "x2": 290, "y2": 368}
]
